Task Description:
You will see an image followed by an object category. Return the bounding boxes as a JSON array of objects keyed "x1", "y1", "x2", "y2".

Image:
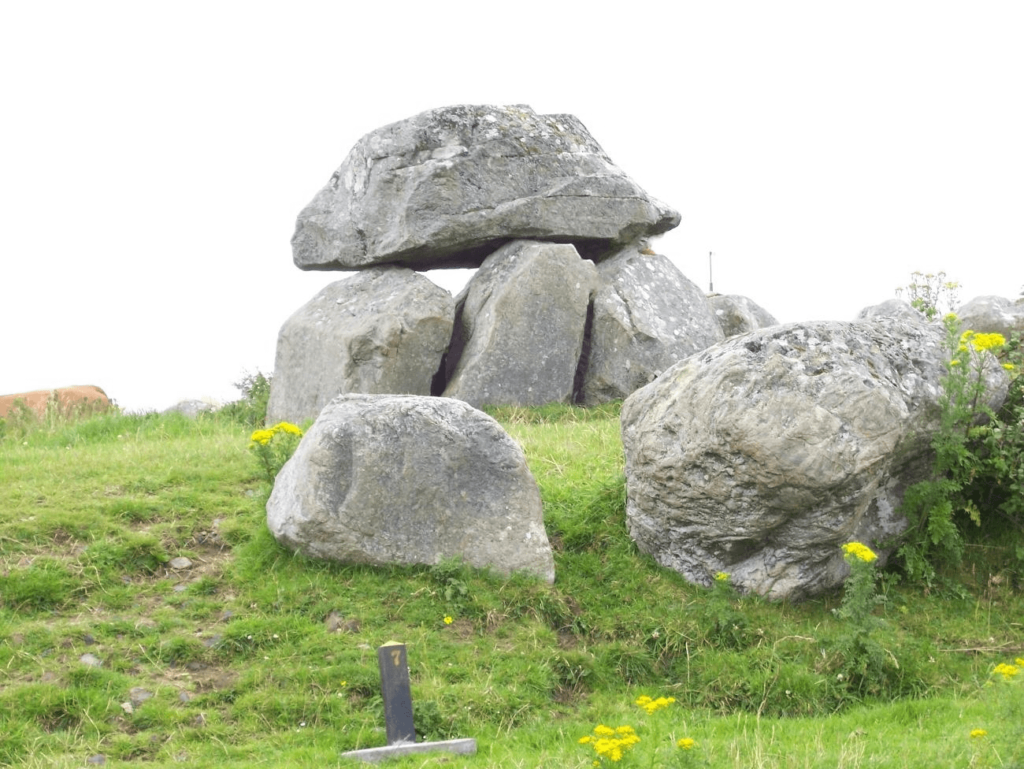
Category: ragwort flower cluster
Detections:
[
  {"x1": 249, "y1": 421, "x2": 304, "y2": 487},
  {"x1": 841, "y1": 542, "x2": 877, "y2": 564},
  {"x1": 578, "y1": 724, "x2": 640, "y2": 764},
  {"x1": 635, "y1": 694, "x2": 675, "y2": 715}
]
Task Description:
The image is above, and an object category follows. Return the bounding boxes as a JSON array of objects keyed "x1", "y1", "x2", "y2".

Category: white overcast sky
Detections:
[{"x1": 1, "y1": 1, "x2": 1021, "y2": 412}]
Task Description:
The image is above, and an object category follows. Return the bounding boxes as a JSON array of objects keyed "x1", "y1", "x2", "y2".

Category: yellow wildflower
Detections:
[
  {"x1": 271, "y1": 421, "x2": 303, "y2": 436},
  {"x1": 677, "y1": 737, "x2": 697, "y2": 749},
  {"x1": 580, "y1": 725, "x2": 640, "y2": 763},
  {"x1": 249, "y1": 429, "x2": 274, "y2": 445},
  {"x1": 943, "y1": 313, "x2": 958, "y2": 323},
  {"x1": 635, "y1": 695, "x2": 675, "y2": 714},
  {"x1": 841, "y1": 542, "x2": 877, "y2": 563},
  {"x1": 714, "y1": 571, "x2": 730, "y2": 582},
  {"x1": 1016, "y1": 657, "x2": 1024, "y2": 667},
  {"x1": 970, "y1": 728, "x2": 987, "y2": 738},
  {"x1": 1003, "y1": 362, "x2": 1016, "y2": 371},
  {"x1": 993, "y1": 662, "x2": 1019, "y2": 680},
  {"x1": 968, "y1": 332, "x2": 1006, "y2": 352},
  {"x1": 443, "y1": 615, "x2": 453, "y2": 625}
]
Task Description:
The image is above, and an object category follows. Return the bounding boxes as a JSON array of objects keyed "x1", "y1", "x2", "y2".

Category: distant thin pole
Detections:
[{"x1": 708, "y1": 252, "x2": 714, "y2": 293}]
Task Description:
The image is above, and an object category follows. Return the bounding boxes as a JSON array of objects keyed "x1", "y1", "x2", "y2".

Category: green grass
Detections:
[{"x1": 1, "y1": 405, "x2": 1022, "y2": 767}]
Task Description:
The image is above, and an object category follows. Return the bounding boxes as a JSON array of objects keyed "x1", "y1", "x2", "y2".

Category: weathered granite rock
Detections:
[
  {"x1": 709, "y1": 294, "x2": 779, "y2": 337},
  {"x1": 443, "y1": 240, "x2": 598, "y2": 407},
  {"x1": 291, "y1": 104, "x2": 680, "y2": 271},
  {"x1": 854, "y1": 298, "x2": 926, "y2": 322},
  {"x1": 620, "y1": 318, "x2": 1008, "y2": 601},
  {"x1": 266, "y1": 268, "x2": 454, "y2": 425},
  {"x1": 579, "y1": 246, "x2": 724, "y2": 404},
  {"x1": 266, "y1": 394, "x2": 554, "y2": 582},
  {"x1": 955, "y1": 295, "x2": 1024, "y2": 340},
  {"x1": 0, "y1": 386, "x2": 111, "y2": 419}
]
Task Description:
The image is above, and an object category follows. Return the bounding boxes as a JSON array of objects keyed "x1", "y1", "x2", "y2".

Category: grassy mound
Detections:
[{"x1": 1, "y1": 404, "x2": 1022, "y2": 767}]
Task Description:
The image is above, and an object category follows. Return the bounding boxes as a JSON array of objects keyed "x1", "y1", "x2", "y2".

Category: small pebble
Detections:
[
  {"x1": 86, "y1": 755, "x2": 106, "y2": 765},
  {"x1": 169, "y1": 557, "x2": 193, "y2": 570},
  {"x1": 79, "y1": 653, "x2": 102, "y2": 668},
  {"x1": 130, "y1": 687, "x2": 153, "y2": 706}
]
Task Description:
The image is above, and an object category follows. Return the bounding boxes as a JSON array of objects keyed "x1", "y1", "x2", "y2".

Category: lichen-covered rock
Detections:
[
  {"x1": 708, "y1": 294, "x2": 779, "y2": 337},
  {"x1": 620, "y1": 318, "x2": 1008, "y2": 601},
  {"x1": 955, "y1": 295, "x2": 1024, "y2": 340},
  {"x1": 291, "y1": 104, "x2": 679, "y2": 271},
  {"x1": 442, "y1": 240, "x2": 598, "y2": 407},
  {"x1": 579, "y1": 246, "x2": 724, "y2": 404},
  {"x1": 854, "y1": 298, "x2": 926, "y2": 322},
  {"x1": 266, "y1": 394, "x2": 554, "y2": 582},
  {"x1": 267, "y1": 268, "x2": 454, "y2": 425}
]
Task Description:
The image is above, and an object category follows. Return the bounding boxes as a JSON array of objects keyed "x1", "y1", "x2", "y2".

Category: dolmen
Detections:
[{"x1": 268, "y1": 104, "x2": 775, "y2": 424}]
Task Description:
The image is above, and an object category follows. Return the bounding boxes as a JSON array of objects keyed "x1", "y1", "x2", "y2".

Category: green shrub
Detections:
[{"x1": 218, "y1": 369, "x2": 272, "y2": 428}]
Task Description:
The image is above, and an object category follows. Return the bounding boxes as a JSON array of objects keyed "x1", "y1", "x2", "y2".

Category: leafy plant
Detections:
[
  {"x1": 701, "y1": 571, "x2": 748, "y2": 649},
  {"x1": 829, "y1": 542, "x2": 888, "y2": 696},
  {"x1": 895, "y1": 270, "x2": 961, "y2": 320},
  {"x1": 895, "y1": 314, "x2": 1018, "y2": 583}
]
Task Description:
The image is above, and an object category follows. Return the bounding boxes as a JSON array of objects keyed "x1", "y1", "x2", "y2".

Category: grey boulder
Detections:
[
  {"x1": 855, "y1": 298, "x2": 926, "y2": 322},
  {"x1": 266, "y1": 268, "x2": 454, "y2": 425},
  {"x1": 266, "y1": 394, "x2": 554, "y2": 582},
  {"x1": 162, "y1": 400, "x2": 217, "y2": 418},
  {"x1": 620, "y1": 318, "x2": 1008, "y2": 601},
  {"x1": 955, "y1": 295, "x2": 1024, "y2": 340},
  {"x1": 579, "y1": 246, "x2": 725, "y2": 404},
  {"x1": 708, "y1": 294, "x2": 779, "y2": 337},
  {"x1": 443, "y1": 240, "x2": 598, "y2": 407},
  {"x1": 291, "y1": 104, "x2": 680, "y2": 271}
]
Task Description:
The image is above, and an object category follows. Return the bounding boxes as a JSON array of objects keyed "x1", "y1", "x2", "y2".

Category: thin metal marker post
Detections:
[
  {"x1": 377, "y1": 641, "x2": 415, "y2": 745},
  {"x1": 340, "y1": 643, "x2": 476, "y2": 763}
]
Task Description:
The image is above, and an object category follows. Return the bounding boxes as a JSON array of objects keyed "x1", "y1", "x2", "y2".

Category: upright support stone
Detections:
[{"x1": 377, "y1": 642, "x2": 415, "y2": 745}]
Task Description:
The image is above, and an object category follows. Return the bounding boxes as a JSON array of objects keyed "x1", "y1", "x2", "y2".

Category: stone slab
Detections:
[{"x1": 341, "y1": 738, "x2": 477, "y2": 764}]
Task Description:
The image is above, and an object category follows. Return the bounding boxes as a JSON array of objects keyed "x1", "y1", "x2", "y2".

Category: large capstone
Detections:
[
  {"x1": 620, "y1": 318, "x2": 1008, "y2": 601},
  {"x1": 442, "y1": 240, "x2": 598, "y2": 408},
  {"x1": 291, "y1": 104, "x2": 680, "y2": 271},
  {"x1": 266, "y1": 268, "x2": 454, "y2": 425},
  {"x1": 266, "y1": 394, "x2": 555, "y2": 582},
  {"x1": 579, "y1": 246, "x2": 725, "y2": 404}
]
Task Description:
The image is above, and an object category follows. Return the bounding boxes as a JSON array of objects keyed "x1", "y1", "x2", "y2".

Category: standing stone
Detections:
[
  {"x1": 620, "y1": 318, "x2": 1008, "y2": 601},
  {"x1": 267, "y1": 268, "x2": 454, "y2": 426},
  {"x1": 579, "y1": 246, "x2": 724, "y2": 405},
  {"x1": 443, "y1": 241, "x2": 598, "y2": 408},
  {"x1": 266, "y1": 394, "x2": 554, "y2": 583},
  {"x1": 708, "y1": 294, "x2": 779, "y2": 338},
  {"x1": 291, "y1": 104, "x2": 680, "y2": 271}
]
